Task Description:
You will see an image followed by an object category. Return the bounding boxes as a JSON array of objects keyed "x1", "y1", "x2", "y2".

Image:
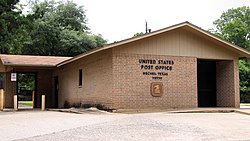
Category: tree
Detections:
[
  {"x1": 30, "y1": 0, "x2": 89, "y2": 32},
  {"x1": 213, "y1": 6, "x2": 250, "y2": 102},
  {"x1": 239, "y1": 60, "x2": 250, "y2": 102},
  {"x1": 0, "y1": 0, "x2": 24, "y2": 53},
  {"x1": 0, "y1": 0, "x2": 107, "y2": 56},
  {"x1": 59, "y1": 31, "x2": 106, "y2": 56},
  {"x1": 213, "y1": 6, "x2": 250, "y2": 51},
  {"x1": 133, "y1": 32, "x2": 144, "y2": 37},
  {"x1": 22, "y1": 0, "x2": 106, "y2": 56}
]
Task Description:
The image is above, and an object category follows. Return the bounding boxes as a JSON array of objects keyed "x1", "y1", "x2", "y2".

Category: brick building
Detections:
[{"x1": 1, "y1": 22, "x2": 250, "y2": 110}]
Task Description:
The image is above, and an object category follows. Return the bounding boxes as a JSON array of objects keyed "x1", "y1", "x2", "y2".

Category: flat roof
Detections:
[
  {"x1": 57, "y1": 21, "x2": 250, "y2": 67},
  {"x1": 0, "y1": 54, "x2": 71, "y2": 67}
]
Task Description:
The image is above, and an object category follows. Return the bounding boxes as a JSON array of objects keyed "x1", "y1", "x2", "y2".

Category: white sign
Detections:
[{"x1": 11, "y1": 73, "x2": 17, "y2": 81}]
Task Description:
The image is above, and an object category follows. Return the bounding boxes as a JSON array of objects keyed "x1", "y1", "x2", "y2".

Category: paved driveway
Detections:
[{"x1": 0, "y1": 110, "x2": 250, "y2": 141}]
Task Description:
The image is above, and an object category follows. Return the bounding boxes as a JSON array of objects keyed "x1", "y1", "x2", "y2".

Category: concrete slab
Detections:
[
  {"x1": 47, "y1": 107, "x2": 250, "y2": 116},
  {"x1": 1, "y1": 111, "x2": 250, "y2": 141}
]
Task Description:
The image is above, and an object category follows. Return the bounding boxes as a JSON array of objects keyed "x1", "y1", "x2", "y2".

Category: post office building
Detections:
[{"x1": 0, "y1": 22, "x2": 250, "y2": 110}]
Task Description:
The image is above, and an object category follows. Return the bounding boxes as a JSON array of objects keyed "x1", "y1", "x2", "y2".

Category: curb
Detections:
[
  {"x1": 234, "y1": 110, "x2": 250, "y2": 116},
  {"x1": 169, "y1": 109, "x2": 250, "y2": 116},
  {"x1": 48, "y1": 109, "x2": 83, "y2": 114},
  {"x1": 47, "y1": 108, "x2": 111, "y2": 114},
  {"x1": 168, "y1": 109, "x2": 235, "y2": 113},
  {"x1": 114, "y1": 108, "x2": 250, "y2": 115}
]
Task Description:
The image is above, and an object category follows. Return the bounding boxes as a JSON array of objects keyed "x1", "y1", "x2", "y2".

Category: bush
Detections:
[
  {"x1": 72, "y1": 102, "x2": 81, "y2": 108},
  {"x1": 81, "y1": 103, "x2": 113, "y2": 112},
  {"x1": 241, "y1": 92, "x2": 250, "y2": 103},
  {"x1": 63, "y1": 101, "x2": 113, "y2": 112},
  {"x1": 63, "y1": 100, "x2": 71, "y2": 108}
]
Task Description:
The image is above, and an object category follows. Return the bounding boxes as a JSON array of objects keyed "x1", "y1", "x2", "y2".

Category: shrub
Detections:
[
  {"x1": 81, "y1": 103, "x2": 113, "y2": 112},
  {"x1": 63, "y1": 100, "x2": 71, "y2": 108}
]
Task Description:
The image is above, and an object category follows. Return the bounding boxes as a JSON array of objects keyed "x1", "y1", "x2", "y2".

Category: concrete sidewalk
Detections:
[
  {"x1": 1, "y1": 106, "x2": 250, "y2": 115},
  {"x1": 45, "y1": 107, "x2": 250, "y2": 116},
  {"x1": 168, "y1": 108, "x2": 250, "y2": 115},
  {"x1": 113, "y1": 104, "x2": 250, "y2": 114},
  {"x1": 1, "y1": 106, "x2": 250, "y2": 141},
  {"x1": 1, "y1": 110, "x2": 250, "y2": 141},
  {"x1": 113, "y1": 108, "x2": 250, "y2": 115}
]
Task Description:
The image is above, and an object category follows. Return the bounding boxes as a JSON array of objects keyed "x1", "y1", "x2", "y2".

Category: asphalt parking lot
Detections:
[{"x1": 0, "y1": 110, "x2": 250, "y2": 141}]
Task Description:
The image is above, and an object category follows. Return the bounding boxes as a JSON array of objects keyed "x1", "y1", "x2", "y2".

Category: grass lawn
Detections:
[
  {"x1": 18, "y1": 101, "x2": 33, "y2": 106},
  {"x1": 241, "y1": 103, "x2": 250, "y2": 106}
]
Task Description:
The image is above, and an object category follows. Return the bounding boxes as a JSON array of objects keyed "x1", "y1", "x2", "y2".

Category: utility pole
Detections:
[{"x1": 145, "y1": 21, "x2": 151, "y2": 33}]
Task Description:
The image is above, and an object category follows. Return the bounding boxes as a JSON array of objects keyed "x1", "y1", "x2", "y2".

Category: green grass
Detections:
[
  {"x1": 18, "y1": 101, "x2": 33, "y2": 106},
  {"x1": 241, "y1": 103, "x2": 250, "y2": 106}
]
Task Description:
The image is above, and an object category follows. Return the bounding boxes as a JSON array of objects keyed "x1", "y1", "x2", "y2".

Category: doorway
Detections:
[
  {"x1": 197, "y1": 60, "x2": 216, "y2": 107},
  {"x1": 53, "y1": 76, "x2": 59, "y2": 108},
  {"x1": 17, "y1": 73, "x2": 37, "y2": 109}
]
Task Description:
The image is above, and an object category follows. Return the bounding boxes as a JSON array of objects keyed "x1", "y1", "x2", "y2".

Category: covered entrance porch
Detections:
[
  {"x1": 197, "y1": 59, "x2": 239, "y2": 108},
  {"x1": 0, "y1": 54, "x2": 71, "y2": 110}
]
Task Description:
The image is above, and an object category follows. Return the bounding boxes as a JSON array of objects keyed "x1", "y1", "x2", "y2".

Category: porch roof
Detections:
[{"x1": 0, "y1": 54, "x2": 71, "y2": 67}]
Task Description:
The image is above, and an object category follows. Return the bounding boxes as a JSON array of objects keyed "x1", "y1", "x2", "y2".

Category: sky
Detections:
[{"x1": 20, "y1": 0, "x2": 250, "y2": 43}]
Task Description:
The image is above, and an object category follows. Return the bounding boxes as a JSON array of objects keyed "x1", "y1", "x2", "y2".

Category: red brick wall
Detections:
[
  {"x1": 112, "y1": 53, "x2": 197, "y2": 109},
  {"x1": 216, "y1": 60, "x2": 240, "y2": 108}
]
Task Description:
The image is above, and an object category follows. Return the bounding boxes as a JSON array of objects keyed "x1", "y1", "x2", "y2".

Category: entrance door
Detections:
[
  {"x1": 54, "y1": 76, "x2": 59, "y2": 108},
  {"x1": 197, "y1": 60, "x2": 216, "y2": 107},
  {"x1": 17, "y1": 73, "x2": 37, "y2": 109}
]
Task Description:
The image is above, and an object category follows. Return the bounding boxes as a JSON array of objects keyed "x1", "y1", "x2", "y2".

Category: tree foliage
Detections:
[
  {"x1": 0, "y1": 0, "x2": 107, "y2": 56},
  {"x1": 239, "y1": 59, "x2": 250, "y2": 102},
  {"x1": 133, "y1": 32, "x2": 144, "y2": 37},
  {"x1": 213, "y1": 6, "x2": 250, "y2": 102},
  {"x1": 22, "y1": 0, "x2": 106, "y2": 56},
  {"x1": 213, "y1": 6, "x2": 250, "y2": 51},
  {"x1": 30, "y1": 0, "x2": 89, "y2": 32},
  {"x1": 239, "y1": 60, "x2": 250, "y2": 92},
  {"x1": 0, "y1": 0, "x2": 25, "y2": 53},
  {"x1": 18, "y1": 73, "x2": 35, "y2": 91}
]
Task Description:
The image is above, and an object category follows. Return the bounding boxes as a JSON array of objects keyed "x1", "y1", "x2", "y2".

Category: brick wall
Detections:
[
  {"x1": 112, "y1": 53, "x2": 197, "y2": 109},
  {"x1": 56, "y1": 50, "x2": 113, "y2": 108},
  {"x1": 3, "y1": 68, "x2": 53, "y2": 108},
  {"x1": 234, "y1": 60, "x2": 240, "y2": 108},
  {"x1": 36, "y1": 70, "x2": 53, "y2": 108},
  {"x1": 4, "y1": 71, "x2": 16, "y2": 107},
  {"x1": 216, "y1": 60, "x2": 240, "y2": 107},
  {"x1": 57, "y1": 52, "x2": 240, "y2": 110}
]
